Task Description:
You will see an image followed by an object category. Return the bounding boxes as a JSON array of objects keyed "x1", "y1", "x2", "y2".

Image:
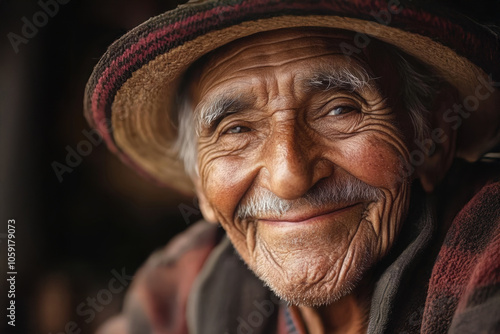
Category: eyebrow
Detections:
[
  {"x1": 305, "y1": 66, "x2": 377, "y2": 93},
  {"x1": 195, "y1": 67, "x2": 378, "y2": 132},
  {"x1": 195, "y1": 93, "x2": 251, "y2": 132}
]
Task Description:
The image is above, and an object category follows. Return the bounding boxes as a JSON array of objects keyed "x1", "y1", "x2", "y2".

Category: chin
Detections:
[
  {"x1": 248, "y1": 219, "x2": 376, "y2": 307},
  {"x1": 258, "y1": 267, "x2": 367, "y2": 307}
]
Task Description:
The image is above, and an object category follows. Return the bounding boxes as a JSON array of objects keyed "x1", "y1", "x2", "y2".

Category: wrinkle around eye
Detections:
[
  {"x1": 203, "y1": 132, "x2": 255, "y2": 156},
  {"x1": 308, "y1": 95, "x2": 361, "y2": 120},
  {"x1": 309, "y1": 111, "x2": 364, "y2": 139}
]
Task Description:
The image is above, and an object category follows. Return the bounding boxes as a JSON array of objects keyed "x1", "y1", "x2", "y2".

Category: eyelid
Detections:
[
  {"x1": 219, "y1": 119, "x2": 253, "y2": 135},
  {"x1": 319, "y1": 97, "x2": 362, "y2": 117},
  {"x1": 224, "y1": 125, "x2": 252, "y2": 134},
  {"x1": 202, "y1": 110, "x2": 242, "y2": 135},
  {"x1": 199, "y1": 93, "x2": 252, "y2": 129}
]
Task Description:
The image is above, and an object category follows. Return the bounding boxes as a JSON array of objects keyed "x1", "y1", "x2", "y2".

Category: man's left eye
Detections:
[{"x1": 327, "y1": 106, "x2": 357, "y2": 116}]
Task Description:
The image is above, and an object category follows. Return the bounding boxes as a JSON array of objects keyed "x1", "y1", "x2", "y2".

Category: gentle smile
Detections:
[{"x1": 258, "y1": 202, "x2": 362, "y2": 224}]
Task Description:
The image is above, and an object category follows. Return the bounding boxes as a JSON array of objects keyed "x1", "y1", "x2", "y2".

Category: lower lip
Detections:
[{"x1": 259, "y1": 203, "x2": 362, "y2": 225}]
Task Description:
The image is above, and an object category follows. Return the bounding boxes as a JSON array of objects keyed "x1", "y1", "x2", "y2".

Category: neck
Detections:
[{"x1": 294, "y1": 281, "x2": 372, "y2": 334}]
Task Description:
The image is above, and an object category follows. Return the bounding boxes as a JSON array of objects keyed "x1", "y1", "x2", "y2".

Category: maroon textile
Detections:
[
  {"x1": 422, "y1": 181, "x2": 500, "y2": 333},
  {"x1": 110, "y1": 222, "x2": 222, "y2": 334}
]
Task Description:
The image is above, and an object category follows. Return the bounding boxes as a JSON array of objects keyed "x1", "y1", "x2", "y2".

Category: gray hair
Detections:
[
  {"x1": 174, "y1": 48, "x2": 438, "y2": 177},
  {"x1": 394, "y1": 51, "x2": 437, "y2": 142},
  {"x1": 173, "y1": 95, "x2": 199, "y2": 177}
]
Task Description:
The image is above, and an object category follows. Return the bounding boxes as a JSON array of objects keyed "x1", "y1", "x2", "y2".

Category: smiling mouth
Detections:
[{"x1": 258, "y1": 202, "x2": 362, "y2": 224}]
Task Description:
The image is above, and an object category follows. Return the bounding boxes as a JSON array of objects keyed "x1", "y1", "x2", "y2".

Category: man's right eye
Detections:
[{"x1": 225, "y1": 126, "x2": 251, "y2": 134}]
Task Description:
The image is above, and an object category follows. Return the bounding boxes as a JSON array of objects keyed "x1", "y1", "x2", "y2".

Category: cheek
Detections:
[
  {"x1": 337, "y1": 135, "x2": 408, "y2": 189},
  {"x1": 336, "y1": 135, "x2": 411, "y2": 253},
  {"x1": 201, "y1": 155, "x2": 256, "y2": 219}
]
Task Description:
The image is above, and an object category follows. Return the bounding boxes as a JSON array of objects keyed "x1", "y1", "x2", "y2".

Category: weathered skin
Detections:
[{"x1": 189, "y1": 28, "x2": 418, "y2": 333}]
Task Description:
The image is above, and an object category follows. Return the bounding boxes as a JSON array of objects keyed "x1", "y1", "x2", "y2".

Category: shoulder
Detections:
[
  {"x1": 423, "y1": 175, "x2": 500, "y2": 333},
  {"x1": 97, "y1": 220, "x2": 223, "y2": 334},
  {"x1": 447, "y1": 178, "x2": 500, "y2": 331},
  {"x1": 444, "y1": 174, "x2": 500, "y2": 253}
]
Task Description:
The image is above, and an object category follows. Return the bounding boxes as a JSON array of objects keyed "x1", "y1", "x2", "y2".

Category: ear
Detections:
[
  {"x1": 415, "y1": 86, "x2": 458, "y2": 193},
  {"x1": 193, "y1": 177, "x2": 218, "y2": 223}
]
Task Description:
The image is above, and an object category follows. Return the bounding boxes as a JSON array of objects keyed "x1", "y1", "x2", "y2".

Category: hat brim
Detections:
[{"x1": 85, "y1": 0, "x2": 500, "y2": 195}]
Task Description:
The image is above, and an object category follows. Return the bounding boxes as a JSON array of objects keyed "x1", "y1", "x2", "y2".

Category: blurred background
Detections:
[
  {"x1": 0, "y1": 0, "x2": 498, "y2": 334},
  {"x1": 0, "y1": 1, "x2": 197, "y2": 333}
]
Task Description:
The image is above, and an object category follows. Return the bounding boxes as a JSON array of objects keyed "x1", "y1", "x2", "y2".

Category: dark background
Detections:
[
  {"x1": 0, "y1": 1, "x2": 196, "y2": 333},
  {"x1": 0, "y1": 1, "x2": 498, "y2": 334}
]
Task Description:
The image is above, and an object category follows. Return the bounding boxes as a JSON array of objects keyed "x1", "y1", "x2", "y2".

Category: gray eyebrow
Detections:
[
  {"x1": 195, "y1": 93, "x2": 250, "y2": 133},
  {"x1": 305, "y1": 66, "x2": 377, "y2": 93},
  {"x1": 194, "y1": 67, "x2": 376, "y2": 133}
]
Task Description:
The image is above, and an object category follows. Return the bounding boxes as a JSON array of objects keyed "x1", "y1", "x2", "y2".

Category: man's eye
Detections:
[
  {"x1": 225, "y1": 126, "x2": 251, "y2": 134},
  {"x1": 327, "y1": 106, "x2": 357, "y2": 116}
]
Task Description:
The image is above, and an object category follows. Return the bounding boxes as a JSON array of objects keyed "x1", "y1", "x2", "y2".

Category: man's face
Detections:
[{"x1": 190, "y1": 28, "x2": 412, "y2": 306}]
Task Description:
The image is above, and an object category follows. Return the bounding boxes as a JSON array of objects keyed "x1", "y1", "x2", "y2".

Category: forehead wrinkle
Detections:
[
  {"x1": 229, "y1": 50, "x2": 350, "y2": 74},
  {"x1": 201, "y1": 35, "x2": 356, "y2": 85},
  {"x1": 261, "y1": 72, "x2": 301, "y2": 112},
  {"x1": 199, "y1": 33, "x2": 331, "y2": 77},
  {"x1": 199, "y1": 52, "x2": 359, "y2": 104}
]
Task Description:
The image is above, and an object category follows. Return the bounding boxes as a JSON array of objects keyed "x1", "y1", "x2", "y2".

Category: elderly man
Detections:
[{"x1": 85, "y1": 1, "x2": 500, "y2": 333}]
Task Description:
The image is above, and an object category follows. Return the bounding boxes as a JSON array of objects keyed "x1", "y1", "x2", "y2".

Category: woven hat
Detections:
[{"x1": 84, "y1": 0, "x2": 500, "y2": 195}]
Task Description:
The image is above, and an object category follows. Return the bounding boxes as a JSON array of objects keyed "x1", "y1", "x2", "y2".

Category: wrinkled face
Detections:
[{"x1": 190, "y1": 28, "x2": 412, "y2": 306}]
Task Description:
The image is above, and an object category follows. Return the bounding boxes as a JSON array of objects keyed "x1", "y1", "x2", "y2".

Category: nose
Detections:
[{"x1": 259, "y1": 122, "x2": 334, "y2": 200}]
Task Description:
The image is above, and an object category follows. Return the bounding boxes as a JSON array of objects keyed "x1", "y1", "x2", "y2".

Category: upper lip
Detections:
[{"x1": 258, "y1": 202, "x2": 361, "y2": 222}]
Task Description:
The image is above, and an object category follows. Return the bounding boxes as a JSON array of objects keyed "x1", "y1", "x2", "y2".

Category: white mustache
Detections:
[{"x1": 236, "y1": 176, "x2": 383, "y2": 220}]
